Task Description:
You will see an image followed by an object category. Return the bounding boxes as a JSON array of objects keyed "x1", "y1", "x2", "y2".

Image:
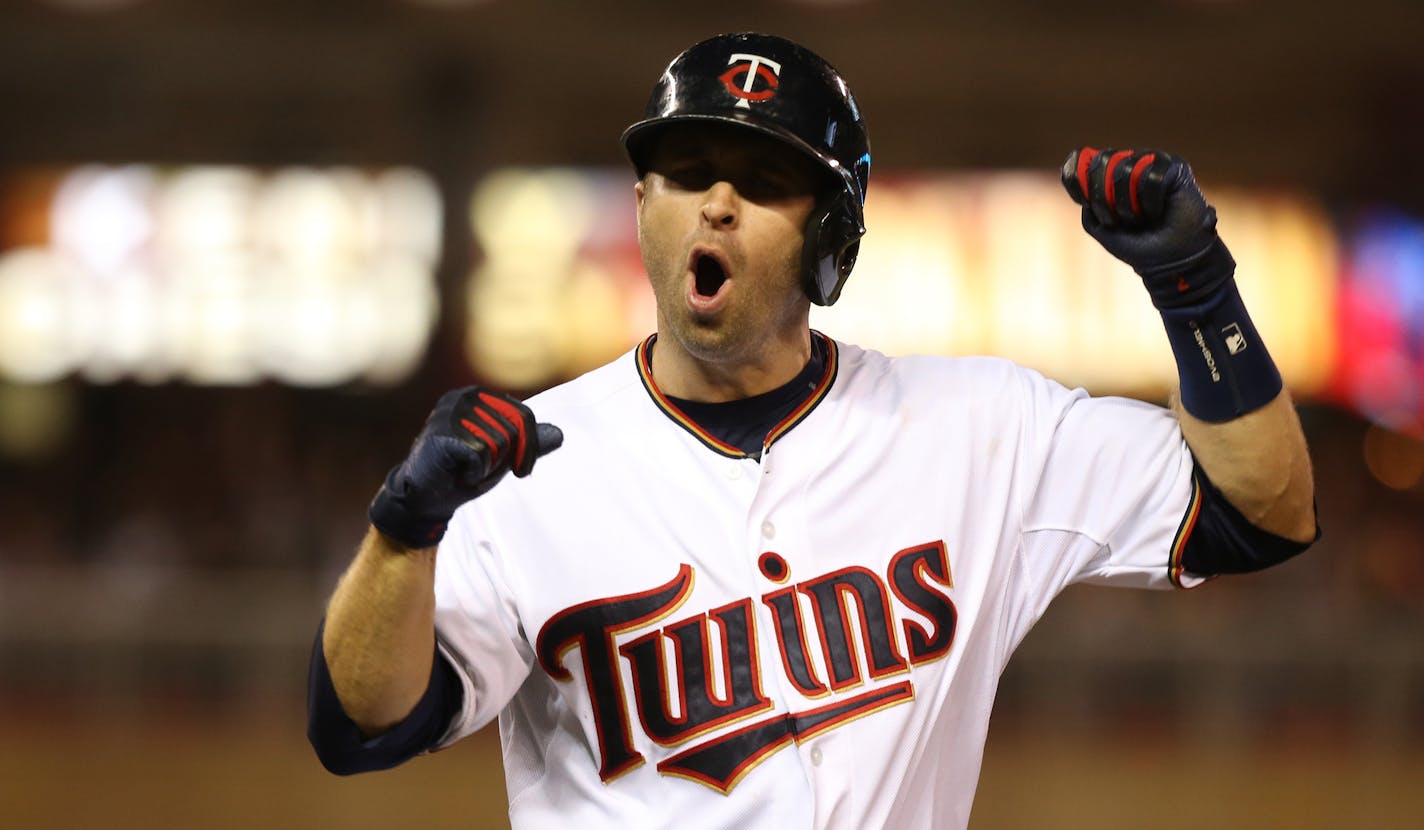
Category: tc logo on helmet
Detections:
[{"x1": 719, "y1": 53, "x2": 781, "y2": 109}]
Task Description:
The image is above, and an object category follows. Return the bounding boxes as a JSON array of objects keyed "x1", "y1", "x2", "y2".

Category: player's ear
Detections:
[{"x1": 634, "y1": 180, "x2": 647, "y2": 236}]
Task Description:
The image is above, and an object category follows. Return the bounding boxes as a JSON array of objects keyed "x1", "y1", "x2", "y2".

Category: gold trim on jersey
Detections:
[
  {"x1": 634, "y1": 330, "x2": 839, "y2": 458},
  {"x1": 1168, "y1": 474, "x2": 1204, "y2": 589}
]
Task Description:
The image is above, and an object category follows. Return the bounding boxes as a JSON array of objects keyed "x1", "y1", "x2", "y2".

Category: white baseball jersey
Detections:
[{"x1": 431, "y1": 333, "x2": 1203, "y2": 829}]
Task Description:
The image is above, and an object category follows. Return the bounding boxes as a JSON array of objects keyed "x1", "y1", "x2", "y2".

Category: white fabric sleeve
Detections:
[
  {"x1": 429, "y1": 506, "x2": 535, "y2": 749},
  {"x1": 1015, "y1": 368, "x2": 1203, "y2": 595}
]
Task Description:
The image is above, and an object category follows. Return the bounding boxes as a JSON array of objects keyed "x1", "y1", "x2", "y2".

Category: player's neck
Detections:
[{"x1": 649, "y1": 328, "x2": 813, "y2": 403}]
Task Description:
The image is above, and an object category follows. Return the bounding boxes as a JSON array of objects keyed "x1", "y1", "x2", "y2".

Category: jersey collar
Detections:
[{"x1": 635, "y1": 331, "x2": 839, "y2": 459}]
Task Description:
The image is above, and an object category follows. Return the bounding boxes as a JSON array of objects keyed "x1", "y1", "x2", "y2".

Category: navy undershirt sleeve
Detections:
[
  {"x1": 1178, "y1": 458, "x2": 1319, "y2": 577},
  {"x1": 307, "y1": 619, "x2": 464, "y2": 775}
]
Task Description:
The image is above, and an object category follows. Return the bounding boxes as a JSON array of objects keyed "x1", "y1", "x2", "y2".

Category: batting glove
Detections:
[
  {"x1": 1060, "y1": 147, "x2": 1236, "y2": 309},
  {"x1": 368, "y1": 387, "x2": 564, "y2": 549}
]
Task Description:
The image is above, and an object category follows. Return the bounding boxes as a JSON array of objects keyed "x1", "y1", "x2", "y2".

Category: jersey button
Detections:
[
  {"x1": 761, "y1": 521, "x2": 775, "y2": 539},
  {"x1": 727, "y1": 463, "x2": 742, "y2": 480},
  {"x1": 810, "y1": 746, "x2": 824, "y2": 766}
]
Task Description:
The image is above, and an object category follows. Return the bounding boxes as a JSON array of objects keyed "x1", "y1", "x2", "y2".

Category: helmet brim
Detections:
[{"x1": 621, "y1": 113, "x2": 858, "y2": 200}]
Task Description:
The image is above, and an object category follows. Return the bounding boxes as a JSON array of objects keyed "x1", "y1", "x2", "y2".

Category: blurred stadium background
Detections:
[{"x1": 1, "y1": 1, "x2": 1422, "y2": 828}]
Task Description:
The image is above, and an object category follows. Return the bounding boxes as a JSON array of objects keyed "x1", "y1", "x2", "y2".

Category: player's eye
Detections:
[
  {"x1": 746, "y1": 173, "x2": 791, "y2": 199},
  {"x1": 738, "y1": 168, "x2": 813, "y2": 202},
  {"x1": 658, "y1": 161, "x2": 716, "y2": 191}
]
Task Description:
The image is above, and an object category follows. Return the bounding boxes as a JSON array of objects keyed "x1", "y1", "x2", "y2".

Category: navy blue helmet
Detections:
[{"x1": 622, "y1": 33, "x2": 871, "y2": 306}]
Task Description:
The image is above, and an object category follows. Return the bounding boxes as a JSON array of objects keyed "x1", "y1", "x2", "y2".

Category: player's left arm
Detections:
[
  {"x1": 1171, "y1": 390, "x2": 1315, "y2": 542},
  {"x1": 1062, "y1": 147, "x2": 1317, "y2": 558}
]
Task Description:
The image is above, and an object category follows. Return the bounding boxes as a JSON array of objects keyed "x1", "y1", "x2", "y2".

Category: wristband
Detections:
[{"x1": 1158, "y1": 278, "x2": 1283, "y2": 422}]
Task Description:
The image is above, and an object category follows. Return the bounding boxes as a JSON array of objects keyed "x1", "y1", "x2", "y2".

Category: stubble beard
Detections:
[{"x1": 644, "y1": 235, "x2": 807, "y2": 368}]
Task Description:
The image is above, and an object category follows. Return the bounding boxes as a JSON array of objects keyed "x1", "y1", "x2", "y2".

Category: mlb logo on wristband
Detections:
[{"x1": 1222, "y1": 322, "x2": 1249, "y2": 355}]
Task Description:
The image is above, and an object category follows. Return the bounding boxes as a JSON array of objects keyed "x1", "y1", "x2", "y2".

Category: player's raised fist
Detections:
[
  {"x1": 1061, "y1": 147, "x2": 1184, "y2": 227},
  {"x1": 1060, "y1": 146, "x2": 1235, "y2": 309},
  {"x1": 368, "y1": 387, "x2": 564, "y2": 549}
]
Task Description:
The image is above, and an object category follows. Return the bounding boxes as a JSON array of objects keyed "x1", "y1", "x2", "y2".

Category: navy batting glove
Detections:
[
  {"x1": 1061, "y1": 147, "x2": 1236, "y2": 309},
  {"x1": 1062, "y1": 146, "x2": 1283, "y2": 421},
  {"x1": 368, "y1": 387, "x2": 564, "y2": 549}
]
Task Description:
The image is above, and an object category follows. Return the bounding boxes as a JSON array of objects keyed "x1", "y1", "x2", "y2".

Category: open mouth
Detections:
[{"x1": 693, "y1": 252, "x2": 729, "y2": 297}]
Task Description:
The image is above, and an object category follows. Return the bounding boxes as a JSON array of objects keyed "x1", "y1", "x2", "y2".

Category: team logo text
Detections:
[{"x1": 535, "y1": 541, "x2": 957, "y2": 792}]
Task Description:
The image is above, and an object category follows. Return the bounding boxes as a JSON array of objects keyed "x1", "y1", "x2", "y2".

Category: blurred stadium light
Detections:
[
  {"x1": 0, "y1": 165, "x2": 442, "y2": 387},
  {"x1": 1331, "y1": 210, "x2": 1424, "y2": 436},
  {"x1": 463, "y1": 166, "x2": 1339, "y2": 401}
]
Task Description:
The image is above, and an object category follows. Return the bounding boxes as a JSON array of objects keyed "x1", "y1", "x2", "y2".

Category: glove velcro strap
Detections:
[
  {"x1": 1139, "y1": 236, "x2": 1237, "y2": 309},
  {"x1": 1158, "y1": 279, "x2": 1283, "y2": 422},
  {"x1": 368, "y1": 468, "x2": 450, "y2": 550}
]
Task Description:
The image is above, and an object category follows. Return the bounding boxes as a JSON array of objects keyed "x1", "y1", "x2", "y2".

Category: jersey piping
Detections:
[
  {"x1": 634, "y1": 330, "x2": 840, "y2": 459},
  {"x1": 1167, "y1": 471, "x2": 1204, "y2": 589}
]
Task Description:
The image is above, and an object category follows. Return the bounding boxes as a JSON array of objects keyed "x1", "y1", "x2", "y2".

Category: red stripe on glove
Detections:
[
  {"x1": 473, "y1": 407, "x2": 511, "y2": 444},
  {"x1": 460, "y1": 419, "x2": 501, "y2": 456},
  {"x1": 1128, "y1": 153, "x2": 1156, "y2": 218},
  {"x1": 1103, "y1": 150, "x2": 1134, "y2": 213},
  {"x1": 479, "y1": 392, "x2": 530, "y2": 471},
  {"x1": 1075, "y1": 147, "x2": 1100, "y2": 203}
]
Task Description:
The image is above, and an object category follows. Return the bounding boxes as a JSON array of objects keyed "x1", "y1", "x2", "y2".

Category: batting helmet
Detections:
[{"x1": 621, "y1": 33, "x2": 871, "y2": 306}]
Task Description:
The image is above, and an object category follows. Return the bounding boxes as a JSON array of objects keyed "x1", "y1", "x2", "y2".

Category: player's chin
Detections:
[
  {"x1": 670, "y1": 315, "x2": 743, "y2": 357},
  {"x1": 685, "y1": 304, "x2": 728, "y2": 328},
  {"x1": 678, "y1": 315, "x2": 730, "y2": 345}
]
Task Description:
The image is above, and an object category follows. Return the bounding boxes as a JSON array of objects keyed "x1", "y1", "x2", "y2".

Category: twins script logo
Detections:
[
  {"x1": 719, "y1": 52, "x2": 781, "y2": 109},
  {"x1": 535, "y1": 541, "x2": 958, "y2": 793}
]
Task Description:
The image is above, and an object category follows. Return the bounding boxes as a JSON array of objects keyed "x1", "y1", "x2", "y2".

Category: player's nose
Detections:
[{"x1": 700, "y1": 180, "x2": 739, "y2": 229}]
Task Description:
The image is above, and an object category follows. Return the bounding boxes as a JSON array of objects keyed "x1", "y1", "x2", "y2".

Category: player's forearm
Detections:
[
  {"x1": 322, "y1": 389, "x2": 559, "y2": 736},
  {"x1": 321, "y1": 526, "x2": 438, "y2": 735},
  {"x1": 1173, "y1": 389, "x2": 1316, "y2": 542},
  {"x1": 1060, "y1": 149, "x2": 1318, "y2": 545}
]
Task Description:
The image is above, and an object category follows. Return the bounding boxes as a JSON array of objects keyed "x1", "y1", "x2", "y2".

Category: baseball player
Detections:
[{"x1": 308, "y1": 33, "x2": 1318, "y2": 829}]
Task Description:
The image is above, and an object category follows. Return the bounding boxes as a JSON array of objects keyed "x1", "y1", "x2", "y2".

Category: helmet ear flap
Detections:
[{"x1": 802, "y1": 192, "x2": 865, "y2": 306}]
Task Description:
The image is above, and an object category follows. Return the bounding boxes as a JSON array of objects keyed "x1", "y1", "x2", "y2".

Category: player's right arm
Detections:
[
  {"x1": 310, "y1": 387, "x2": 562, "y2": 763},
  {"x1": 321, "y1": 528, "x2": 441, "y2": 735}
]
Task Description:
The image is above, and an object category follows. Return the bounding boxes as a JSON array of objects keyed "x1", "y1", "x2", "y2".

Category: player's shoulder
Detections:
[
  {"x1": 832, "y1": 338, "x2": 1047, "y2": 401},
  {"x1": 838, "y1": 340, "x2": 1176, "y2": 437},
  {"x1": 522, "y1": 344, "x2": 644, "y2": 418}
]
